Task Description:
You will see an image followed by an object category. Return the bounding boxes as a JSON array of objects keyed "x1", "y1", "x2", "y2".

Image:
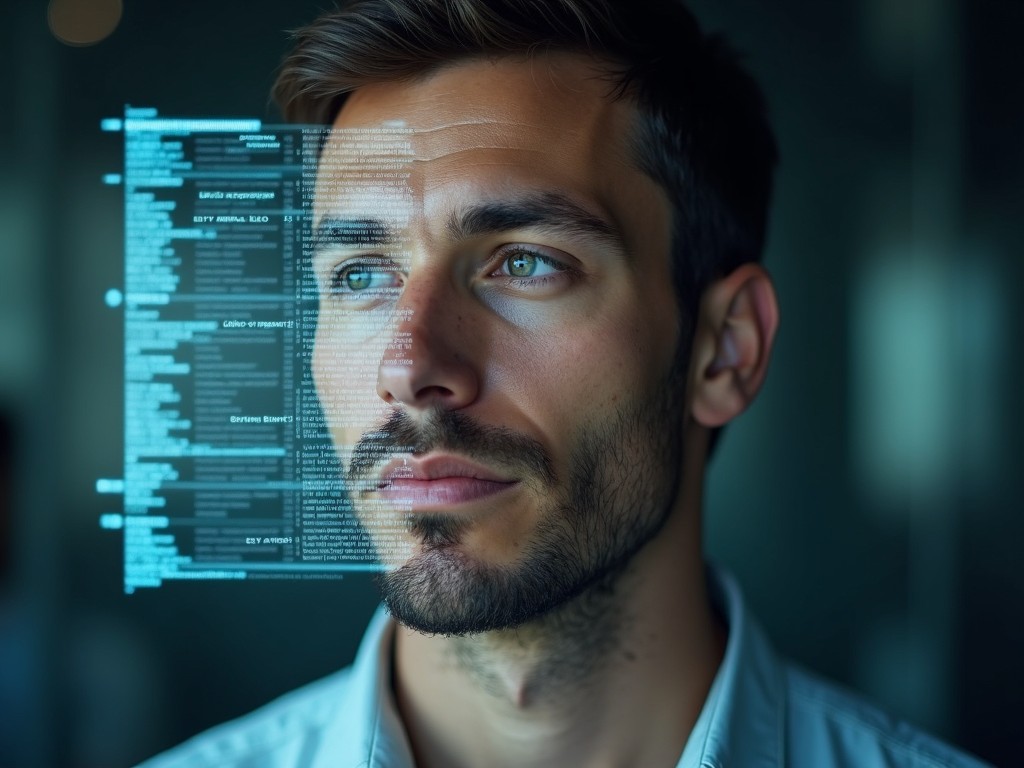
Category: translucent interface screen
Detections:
[{"x1": 98, "y1": 107, "x2": 417, "y2": 592}]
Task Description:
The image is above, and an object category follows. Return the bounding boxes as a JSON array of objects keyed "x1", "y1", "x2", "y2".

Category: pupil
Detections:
[
  {"x1": 346, "y1": 270, "x2": 371, "y2": 291},
  {"x1": 508, "y1": 253, "x2": 536, "y2": 277}
]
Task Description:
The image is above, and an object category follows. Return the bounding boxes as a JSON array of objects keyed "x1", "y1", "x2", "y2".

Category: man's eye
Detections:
[
  {"x1": 497, "y1": 250, "x2": 565, "y2": 279},
  {"x1": 329, "y1": 261, "x2": 402, "y2": 297},
  {"x1": 341, "y1": 268, "x2": 374, "y2": 291}
]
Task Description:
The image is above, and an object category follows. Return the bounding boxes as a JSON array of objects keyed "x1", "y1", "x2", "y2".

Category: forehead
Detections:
[{"x1": 313, "y1": 53, "x2": 662, "y2": 229}]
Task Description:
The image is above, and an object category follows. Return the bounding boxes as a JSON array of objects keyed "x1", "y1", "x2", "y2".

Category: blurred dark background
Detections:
[{"x1": 1, "y1": 0, "x2": 1021, "y2": 766}]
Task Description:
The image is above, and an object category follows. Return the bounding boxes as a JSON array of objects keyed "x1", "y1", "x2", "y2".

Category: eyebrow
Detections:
[
  {"x1": 312, "y1": 191, "x2": 626, "y2": 259},
  {"x1": 447, "y1": 192, "x2": 625, "y2": 255},
  {"x1": 311, "y1": 217, "x2": 396, "y2": 255}
]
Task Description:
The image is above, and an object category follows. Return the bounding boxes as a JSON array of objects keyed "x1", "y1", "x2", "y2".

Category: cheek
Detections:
[
  {"x1": 487, "y1": 298, "x2": 673, "y2": 446},
  {"x1": 567, "y1": 322, "x2": 654, "y2": 406},
  {"x1": 312, "y1": 319, "x2": 390, "y2": 441}
]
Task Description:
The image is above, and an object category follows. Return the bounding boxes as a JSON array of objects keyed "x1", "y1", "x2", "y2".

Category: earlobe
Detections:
[{"x1": 690, "y1": 265, "x2": 779, "y2": 428}]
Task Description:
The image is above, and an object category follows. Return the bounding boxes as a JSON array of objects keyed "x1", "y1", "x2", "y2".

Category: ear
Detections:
[{"x1": 690, "y1": 264, "x2": 780, "y2": 428}]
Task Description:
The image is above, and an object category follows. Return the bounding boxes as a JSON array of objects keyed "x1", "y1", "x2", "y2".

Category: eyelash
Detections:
[
  {"x1": 328, "y1": 258, "x2": 402, "y2": 297},
  {"x1": 490, "y1": 247, "x2": 574, "y2": 286},
  {"x1": 325, "y1": 247, "x2": 576, "y2": 300}
]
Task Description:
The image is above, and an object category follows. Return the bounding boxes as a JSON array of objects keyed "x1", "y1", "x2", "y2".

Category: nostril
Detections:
[
  {"x1": 376, "y1": 352, "x2": 479, "y2": 410},
  {"x1": 374, "y1": 307, "x2": 481, "y2": 410},
  {"x1": 411, "y1": 384, "x2": 457, "y2": 404}
]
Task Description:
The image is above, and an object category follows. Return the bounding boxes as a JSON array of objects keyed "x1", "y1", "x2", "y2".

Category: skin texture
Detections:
[{"x1": 312, "y1": 53, "x2": 779, "y2": 768}]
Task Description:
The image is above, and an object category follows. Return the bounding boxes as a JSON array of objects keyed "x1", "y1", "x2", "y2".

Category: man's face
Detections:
[{"x1": 312, "y1": 54, "x2": 686, "y2": 634}]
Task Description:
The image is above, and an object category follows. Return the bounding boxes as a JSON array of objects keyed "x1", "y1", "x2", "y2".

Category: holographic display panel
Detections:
[{"x1": 101, "y1": 107, "x2": 385, "y2": 592}]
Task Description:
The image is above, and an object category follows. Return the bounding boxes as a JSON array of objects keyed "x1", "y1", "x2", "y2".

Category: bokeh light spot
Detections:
[
  {"x1": 104, "y1": 288, "x2": 123, "y2": 308},
  {"x1": 48, "y1": 0, "x2": 123, "y2": 47}
]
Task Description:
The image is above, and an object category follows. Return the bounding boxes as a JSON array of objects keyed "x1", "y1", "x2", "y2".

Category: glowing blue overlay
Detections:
[{"x1": 101, "y1": 107, "x2": 382, "y2": 592}]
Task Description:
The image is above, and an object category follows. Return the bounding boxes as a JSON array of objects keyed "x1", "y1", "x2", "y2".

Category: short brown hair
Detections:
[
  {"x1": 272, "y1": 0, "x2": 774, "y2": 450},
  {"x1": 274, "y1": 0, "x2": 776, "y2": 392}
]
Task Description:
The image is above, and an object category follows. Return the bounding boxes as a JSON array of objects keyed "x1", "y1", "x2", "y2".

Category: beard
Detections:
[{"x1": 344, "y1": 366, "x2": 685, "y2": 637}]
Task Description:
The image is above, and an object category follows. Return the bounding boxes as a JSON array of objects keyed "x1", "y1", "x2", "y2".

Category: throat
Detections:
[{"x1": 446, "y1": 566, "x2": 626, "y2": 710}]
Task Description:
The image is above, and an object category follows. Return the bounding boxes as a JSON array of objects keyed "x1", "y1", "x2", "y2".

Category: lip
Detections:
[
  {"x1": 379, "y1": 454, "x2": 514, "y2": 483},
  {"x1": 375, "y1": 454, "x2": 518, "y2": 508}
]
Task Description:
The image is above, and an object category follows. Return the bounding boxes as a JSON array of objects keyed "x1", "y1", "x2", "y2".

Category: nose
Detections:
[{"x1": 376, "y1": 279, "x2": 480, "y2": 411}]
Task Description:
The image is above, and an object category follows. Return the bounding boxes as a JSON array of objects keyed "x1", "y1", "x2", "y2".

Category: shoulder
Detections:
[
  {"x1": 783, "y1": 664, "x2": 991, "y2": 768},
  {"x1": 135, "y1": 666, "x2": 355, "y2": 768}
]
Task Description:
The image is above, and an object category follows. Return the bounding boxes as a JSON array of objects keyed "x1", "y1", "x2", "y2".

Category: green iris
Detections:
[
  {"x1": 507, "y1": 252, "x2": 537, "y2": 277},
  {"x1": 345, "y1": 269, "x2": 373, "y2": 291}
]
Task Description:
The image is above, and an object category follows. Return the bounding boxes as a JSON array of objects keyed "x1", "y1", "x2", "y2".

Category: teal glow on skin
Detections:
[{"x1": 311, "y1": 52, "x2": 779, "y2": 768}]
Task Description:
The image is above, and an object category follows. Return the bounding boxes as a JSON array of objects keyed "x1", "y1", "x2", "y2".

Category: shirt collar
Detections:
[
  {"x1": 312, "y1": 605, "x2": 414, "y2": 768},
  {"x1": 678, "y1": 567, "x2": 785, "y2": 768},
  {"x1": 316, "y1": 567, "x2": 786, "y2": 768}
]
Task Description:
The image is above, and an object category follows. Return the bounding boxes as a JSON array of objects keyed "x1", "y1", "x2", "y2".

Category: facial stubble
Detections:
[{"x1": 345, "y1": 362, "x2": 686, "y2": 641}]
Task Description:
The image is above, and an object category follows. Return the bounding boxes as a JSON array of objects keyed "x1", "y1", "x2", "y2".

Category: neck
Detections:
[
  {"x1": 391, "y1": 444, "x2": 725, "y2": 768},
  {"x1": 444, "y1": 564, "x2": 626, "y2": 708}
]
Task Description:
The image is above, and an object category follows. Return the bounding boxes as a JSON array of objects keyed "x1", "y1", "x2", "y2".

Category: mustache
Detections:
[{"x1": 347, "y1": 408, "x2": 555, "y2": 487}]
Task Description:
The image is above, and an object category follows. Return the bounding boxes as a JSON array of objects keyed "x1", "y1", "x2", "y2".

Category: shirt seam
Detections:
[
  {"x1": 160, "y1": 717, "x2": 330, "y2": 767},
  {"x1": 359, "y1": 668, "x2": 384, "y2": 768},
  {"x1": 789, "y1": 687, "x2": 959, "y2": 768},
  {"x1": 696, "y1": 667, "x2": 724, "y2": 768},
  {"x1": 362, "y1": 615, "x2": 392, "y2": 768}
]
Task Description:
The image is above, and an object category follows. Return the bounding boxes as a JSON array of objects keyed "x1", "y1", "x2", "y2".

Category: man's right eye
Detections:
[{"x1": 329, "y1": 261, "x2": 403, "y2": 299}]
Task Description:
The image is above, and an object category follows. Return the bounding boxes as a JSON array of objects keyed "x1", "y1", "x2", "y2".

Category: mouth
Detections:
[{"x1": 374, "y1": 453, "x2": 519, "y2": 509}]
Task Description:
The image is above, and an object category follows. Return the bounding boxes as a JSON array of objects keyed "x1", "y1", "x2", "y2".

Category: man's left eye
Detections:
[{"x1": 497, "y1": 250, "x2": 564, "y2": 279}]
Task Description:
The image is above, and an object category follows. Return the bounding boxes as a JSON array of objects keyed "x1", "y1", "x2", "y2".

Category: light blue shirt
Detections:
[{"x1": 139, "y1": 570, "x2": 991, "y2": 767}]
